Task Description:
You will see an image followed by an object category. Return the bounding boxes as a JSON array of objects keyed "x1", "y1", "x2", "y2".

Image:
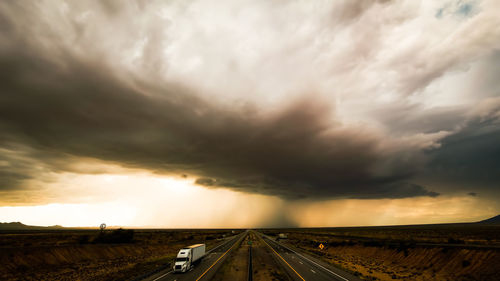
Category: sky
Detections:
[{"x1": 0, "y1": 0, "x2": 499, "y2": 228}]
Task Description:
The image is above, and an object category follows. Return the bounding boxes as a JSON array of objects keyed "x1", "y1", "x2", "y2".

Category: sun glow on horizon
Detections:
[
  {"x1": 0, "y1": 169, "x2": 285, "y2": 228},
  {"x1": 1, "y1": 167, "x2": 497, "y2": 228}
]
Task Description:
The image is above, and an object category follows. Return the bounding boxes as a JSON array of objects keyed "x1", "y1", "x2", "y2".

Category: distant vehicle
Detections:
[
  {"x1": 173, "y1": 244, "x2": 206, "y2": 273},
  {"x1": 278, "y1": 233, "x2": 288, "y2": 239}
]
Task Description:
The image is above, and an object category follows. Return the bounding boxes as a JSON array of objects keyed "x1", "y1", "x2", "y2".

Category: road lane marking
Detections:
[
  {"x1": 195, "y1": 234, "x2": 243, "y2": 281},
  {"x1": 299, "y1": 261, "x2": 303, "y2": 264},
  {"x1": 267, "y1": 237, "x2": 350, "y2": 281},
  {"x1": 151, "y1": 271, "x2": 172, "y2": 281},
  {"x1": 311, "y1": 269, "x2": 316, "y2": 274},
  {"x1": 259, "y1": 236, "x2": 306, "y2": 281},
  {"x1": 149, "y1": 235, "x2": 240, "y2": 281}
]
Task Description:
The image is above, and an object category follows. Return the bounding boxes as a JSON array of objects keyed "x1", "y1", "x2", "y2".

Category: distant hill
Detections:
[
  {"x1": 478, "y1": 215, "x2": 500, "y2": 224},
  {"x1": 0, "y1": 222, "x2": 64, "y2": 230}
]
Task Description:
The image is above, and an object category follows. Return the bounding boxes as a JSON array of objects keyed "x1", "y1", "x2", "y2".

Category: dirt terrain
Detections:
[
  {"x1": 250, "y1": 232, "x2": 291, "y2": 281},
  {"x1": 263, "y1": 224, "x2": 500, "y2": 281},
  {"x1": 2, "y1": 225, "x2": 498, "y2": 281},
  {"x1": 211, "y1": 234, "x2": 248, "y2": 281},
  {"x1": 0, "y1": 229, "x2": 238, "y2": 281},
  {"x1": 322, "y1": 244, "x2": 500, "y2": 281},
  {"x1": 212, "y1": 231, "x2": 290, "y2": 281}
]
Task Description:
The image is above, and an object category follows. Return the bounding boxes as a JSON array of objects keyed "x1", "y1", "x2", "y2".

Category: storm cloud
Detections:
[
  {"x1": 1, "y1": 0, "x2": 499, "y2": 201},
  {"x1": 0, "y1": 42, "x2": 434, "y2": 199},
  {"x1": 421, "y1": 107, "x2": 500, "y2": 196}
]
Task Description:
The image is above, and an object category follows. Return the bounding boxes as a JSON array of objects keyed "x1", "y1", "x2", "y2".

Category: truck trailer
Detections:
[{"x1": 173, "y1": 244, "x2": 206, "y2": 273}]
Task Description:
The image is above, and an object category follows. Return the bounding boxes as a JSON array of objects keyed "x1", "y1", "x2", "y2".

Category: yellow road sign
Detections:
[{"x1": 319, "y1": 243, "x2": 324, "y2": 250}]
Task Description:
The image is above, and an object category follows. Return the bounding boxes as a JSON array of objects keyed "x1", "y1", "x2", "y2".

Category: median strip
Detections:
[
  {"x1": 195, "y1": 233, "x2": 244, "y2": 281},
  {"x1": 257, "y1": 233, "x2": 306, "y2": 281}
]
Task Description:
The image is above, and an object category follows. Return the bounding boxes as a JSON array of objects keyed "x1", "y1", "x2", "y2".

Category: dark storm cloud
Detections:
[
  {"x1": 0, "y1": 147, "x2": 39, "y2": 190},
  {"x1": 422, "y1": 115, "x2": 500, "y2": 194},
  {"x1": 10, "y1": 0, "x2": 500, "y2": 201},
  {"x1": 423, "y1": 53, "x2": 500, "y2": 198},
  {"x1": 0, "y1": 11, "x2": 439, "y2": 199}
]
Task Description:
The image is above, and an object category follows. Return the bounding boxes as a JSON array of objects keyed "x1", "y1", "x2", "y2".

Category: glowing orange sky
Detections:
[
  {"x1": 1, "y1": 1, "x2": 500, "y2": 227},
  {"x1": 1, "y1": 163, "x2": 497, "y2": 227}
]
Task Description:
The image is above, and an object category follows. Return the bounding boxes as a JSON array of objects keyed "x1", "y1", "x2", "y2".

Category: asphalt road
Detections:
[
  {"x1": 255, "y1": 231, "x2": 363, "y2": 281},
  {"x1": 143, "y1": 232, "x2": 246, "y2": 281},
  {"x1": 142, "y1": 230, "x2": 362, "y2": 281}
]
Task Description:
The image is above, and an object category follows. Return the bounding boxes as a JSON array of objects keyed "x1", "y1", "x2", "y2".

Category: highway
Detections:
[
  {"x1": 254, "y1": 231, "x2": 362, "y2": 281},
  {"x1": 141, "y1": 230, "x2": 362, "y2": 281},
  {"x1": 142, "y1": 232, "x2": 246, "y2": 281}
]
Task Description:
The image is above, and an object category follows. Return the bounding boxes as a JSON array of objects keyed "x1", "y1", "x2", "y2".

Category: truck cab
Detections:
[
  {"x1": 173, "y1": 244, "x2": 205, "y2": 273},
  {"x1": 174, "y1": 249, "x2": 191, "y2": 273}
]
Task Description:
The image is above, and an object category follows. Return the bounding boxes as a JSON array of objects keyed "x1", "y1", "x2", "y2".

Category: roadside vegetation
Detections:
[
  {"x1": 0, "y1": 229, "x2": 238, "y2": 281},
  {"x1": 262, "y1": 224, "x2": 500, "y2": 281}
]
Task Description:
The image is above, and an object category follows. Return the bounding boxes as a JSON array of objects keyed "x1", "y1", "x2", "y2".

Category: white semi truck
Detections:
[{"x1": 173, "y1": 244, "x2": 206, "y2": 273}]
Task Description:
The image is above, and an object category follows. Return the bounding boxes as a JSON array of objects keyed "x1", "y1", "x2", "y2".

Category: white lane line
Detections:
[
  {"x1": 151, "y1": 271, "x2": 172, "y2": 281},
  {"x1": 150, "y1": 234, "x2": 243, "y2": 281},
  {"x1": 299, "y1": 261, "x2": 303, "y2": 264},
  {"x1": 264, "y1": 235, "x2": 350, "y2": 281},
  {"x1": 311, "y1": 269, "x2": 316, "y2": 274}
]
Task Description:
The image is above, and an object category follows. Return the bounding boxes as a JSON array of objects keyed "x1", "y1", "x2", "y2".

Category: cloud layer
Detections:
[{"x1": 1, "y1": 0, "x2": 499, "y2": 201}]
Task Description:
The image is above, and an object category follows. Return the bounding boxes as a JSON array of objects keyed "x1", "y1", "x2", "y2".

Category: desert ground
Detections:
[
  {"x1": 0, "y1": 228, "x2": 239, "y2": 281},
  {"x1": 1, "y1": 224, "x2": 499, "y2": 281},
  {"x1": 261, "y1": 223, "x2": 500, "y2": 281}
]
